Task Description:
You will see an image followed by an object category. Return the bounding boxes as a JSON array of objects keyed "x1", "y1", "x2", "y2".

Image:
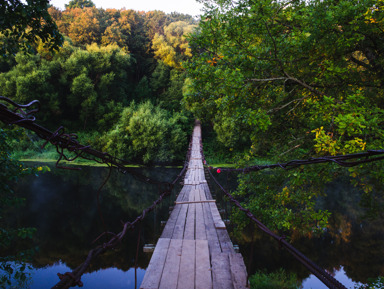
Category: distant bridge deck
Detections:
[{"x1": 140, "y1": 122, "x2": 248, "y2": 289}]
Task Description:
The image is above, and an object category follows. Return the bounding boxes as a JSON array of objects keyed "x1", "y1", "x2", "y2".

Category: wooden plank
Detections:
[
  {"x1": 210, "y1": 203, "x2": 226, "y2": 229},
  {"x1": 202, "y1": 183, "x2": 212, "y2": 200},
  {"x1": 197, "y1": 187, "x2": 207, "y2": 201},
  {"x1": 183, "y1": 182, "x2": 196, "y2": 239},
  {"x1": 184, "y1": 203, "x2": 195, "y2": 240},
  {"x1": 211, "y1": 253, "x2": 234, "y2": 289},
  {"x1": 195, "y1": 240, "x2": 212, "y2": 289},
  {"x1": 194, "y1": 187, "x2": 201, "y2": 202},
  {"x1": 143, "y1": 122, "x2": 249, "y2": 289},
  {"x1": 177, "y1": 239, "x2": 195, "y2": 289},
  {"x1": 189, "y1": 187, "x2": 197, "y2": 202},
  {"x1": 176, "y1": 186, "x2": 191, "y2": 202},
  {"x1": 202, "y1": 202, "x2": 221, "y2": 256},
  {"x1": 140, "y1": 238, "x2": 171, "y2": 289},
  {"x1": 195, "y1": 191, "x2": 207, "y2": 240},
  {"x1": 175, "y1": 200, "x2": 216, "y2": 205},
  {"x1": 179, "y1": 185, "x2": 192, "y2": 202},
  {"x1": 172, "y1": 203, "x2": 188, "y2": 239},
  {"x1": 229, "y1": 254, "x2": 248, "y2": 289},
  {"x1": 159, "y1": 239, "x2": 183, "y2": 289},
  {"x1": 162, "y1": 187, "x2": 191, "y2": 239},
  {"x1": 217, "y1": 231, "x2": 234, "y2": 253}
]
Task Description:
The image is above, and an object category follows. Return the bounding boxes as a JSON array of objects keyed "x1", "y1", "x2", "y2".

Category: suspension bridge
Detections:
[
  {"x1": 2, "y1": 96, "x2": 383, "y2": 289},
  {"x1": 140, "y1": 121, "x2": 248, "y2": 289}
]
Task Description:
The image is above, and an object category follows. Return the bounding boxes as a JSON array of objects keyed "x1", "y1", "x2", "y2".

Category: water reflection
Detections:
[
  {"x1": 6, "y1": 261, "x2": 147, "y2": 289},
  {"x1": 220, "y1": 176, "x2": 384, "y2": 288},
  {"x1": 302, "y1": 267, "x2": 363, "y2": 289},
  {"x1": 6, "y1": 165, "x2": 384, "y2": 289},
  {"x1": 7, "y1": 164, "x2": 181, "y2": 288}
]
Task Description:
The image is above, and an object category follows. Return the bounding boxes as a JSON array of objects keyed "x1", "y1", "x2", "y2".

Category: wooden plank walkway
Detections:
[{"x1": 140, "y1": 122, "x2": 248, "y2": 289}]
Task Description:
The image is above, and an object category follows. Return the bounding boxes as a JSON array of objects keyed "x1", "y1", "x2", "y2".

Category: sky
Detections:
[{"x1": 49, "y1": 0, "x2": 205, "y2": 16}]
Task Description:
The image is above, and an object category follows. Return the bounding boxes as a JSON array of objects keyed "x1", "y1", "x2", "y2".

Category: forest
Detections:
[
  {"x1": 0, "y1": 0, "x2": 197, "y2": 163},
  {"x1": 182, "y1": 0, "x2": 384, "y2": 236},
  {"x1": 1, "y1": 0, "x2": 384, "y2": 287}
]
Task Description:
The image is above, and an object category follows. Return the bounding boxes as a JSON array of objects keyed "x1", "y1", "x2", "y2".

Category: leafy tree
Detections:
[
  {"x1": 66, "y1": 7, "x2": 102, "y2": 46},
  {"x1": 61, "y1": 43, "x2": 135, "y2": 130},
  {"x1": 186, "y1": 0, "x2": 384, "y2": 152},
  {"x1": 65, "y1": 0, "x2": 95, "y2": 9},
  {"x1": 133, "y1": 76, "x2": 152, "y2": 100},
  {"x1": 101, "y1": 21, "x2": 128, "y2": 49},
  {"x1": 1, "y1": 3, "x2": 197, "y2": 163},
  {"x1": 145, "y1": 10, "x2": 171, "y2": 41},
  {"x1": 0, "y1": 41, "x2": 135, "y2": 131},
  {"x1": 152, "y1": 21, "x2": 197, "y2": 68},
  {"x1": 99, "y1": 9, "x2": 131, "y2": 51},
  {"x1": 0, "y1": 53, "x2": 62, "y2": 126},
  {"x1": 0, "y1": 0, "x2": 63, "y2": 56},
  {"x1": 145, "y1": 11, "x2": 197, "y2": 41},
  {"x1": 184, "y1": 0, "x2": 384, "y2": 235},
  {"x1": 150, "y1": 60, "x2": 171, "y2": 94},
  {"x1": 159, "y1": 69, "x2": 187, "y2": 111},
  {"x1": 103, "y1": 101, "x2": 190, "y2": 163},
  {"x1": 168, "y1": 12, "x2": 197, "y2": 24}
]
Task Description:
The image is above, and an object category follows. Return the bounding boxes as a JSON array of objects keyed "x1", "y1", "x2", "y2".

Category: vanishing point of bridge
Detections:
[{"x1": 140, "y1": 122, "x2": 248, "y2": 289}]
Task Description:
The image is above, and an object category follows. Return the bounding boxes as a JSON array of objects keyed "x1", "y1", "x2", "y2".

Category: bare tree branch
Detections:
[
  {"x1": 285, "y1": 73, "x2": 325, "y2": 96},
  {"x1": 248, "y1": 77, "x2": 287, "y2": 82},
  {"x1": 268, "y1": 97, "x2": 306, "y2": 114}
]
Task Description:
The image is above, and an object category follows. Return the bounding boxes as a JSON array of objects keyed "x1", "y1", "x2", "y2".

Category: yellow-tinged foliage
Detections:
[{"x1": 152, "y1": 21, "x2": 197, "y2": 69}]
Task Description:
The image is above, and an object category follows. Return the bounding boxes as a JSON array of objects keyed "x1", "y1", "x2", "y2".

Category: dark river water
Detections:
[{"x1": 3, "y1": 164, "x2": 384, "y2": 288}]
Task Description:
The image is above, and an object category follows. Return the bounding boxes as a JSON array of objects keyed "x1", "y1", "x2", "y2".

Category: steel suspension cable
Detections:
[
  {"x1": 0, "y1": 96, "x2": 193, "y2": 288},
  {"x1": 206, "y1": 150, "x2": 384, "y2": 173},
  {"x1": 0, "y1": 96, "x2": 179, "y2": 187},
  {"x1": 50, "y1": 132, "x2": 191, "y2": 289},
  {"x1": 200, "y1": 139, "x2": 348, "y2": 289}
]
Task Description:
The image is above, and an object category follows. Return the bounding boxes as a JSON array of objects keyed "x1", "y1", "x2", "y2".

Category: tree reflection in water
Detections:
[
  {"x1": 5, "y1": 165, "x2": 384, "y2": 288},
  {"x1": 229, "y1": 177, "x2": 384, "y2": 288},
  {"x1": 6, "y1": 164, "x2": 181, "y2": 289}
]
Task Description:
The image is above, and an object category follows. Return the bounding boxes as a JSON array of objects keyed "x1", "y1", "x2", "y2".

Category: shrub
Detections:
[{"x1": 249, "y1": 269, "x2": 300, "y2": 289}]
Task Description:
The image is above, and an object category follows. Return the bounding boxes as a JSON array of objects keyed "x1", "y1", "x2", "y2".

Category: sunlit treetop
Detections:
[{"x1": 65, "y1": 0, "x2": 96, "y2": 9}]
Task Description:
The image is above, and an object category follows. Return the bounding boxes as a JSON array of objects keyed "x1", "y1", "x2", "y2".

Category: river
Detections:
[{"x1": 3, "y1": 164, "x2": 383, "y2": 288}]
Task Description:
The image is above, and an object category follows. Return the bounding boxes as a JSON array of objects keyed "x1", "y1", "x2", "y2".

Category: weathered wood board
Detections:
[{"x1": 140, "y1": 122, "x2": 248, "y2": 289}]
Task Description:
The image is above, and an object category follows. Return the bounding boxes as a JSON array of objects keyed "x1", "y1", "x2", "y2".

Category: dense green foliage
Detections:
[
  {"x1": 1, "y1": 0, "x2": 384, "y2": 286},
  {"x1": 65, "y1": 0, "x2": 96, "y2": 9},
  {"x1": 0, "y1": 3, "x2": 197, "y2": 164},
  {"x1": 0, "y1": 0, "x2": 63, "y2": 56},
  {"x1": 1, "y1": 0, "x2": 383, "y2": 238},
  {"x1": 102, "y1": 101, "x2": 189, "y2": 163},
  {"x1": 0, "y1": 3, "x2": 195, "y2": 285},
  {"x1": 184, "y1": 0, "x2": 384, "y2": 235},
  {"x1": 152, "y1": 21, "x2": 197, "y2": 68},
  {"x1": 249, "y1": 269, "x2": 300, "y2": 289},
  {"x1": 0, "y1": 42, "x2": 134, "y2": 131}
]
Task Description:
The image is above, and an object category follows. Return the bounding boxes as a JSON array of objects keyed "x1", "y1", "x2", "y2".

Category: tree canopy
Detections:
[
  {"x1": 0, "y1": 4, "x2": 197, "y2": 163},
  {"x1": 184, "y1": 0, "x2": 384, "y2": 234},
  {"x1": 152, "y1": 21, "x2": 197, "y2": 68},
  {"x1": 65, "y1": 0, "x2": 96, "y2": 9},
  {"x1": 0, "y1": 0, "x2": 63, "y2": 56}
]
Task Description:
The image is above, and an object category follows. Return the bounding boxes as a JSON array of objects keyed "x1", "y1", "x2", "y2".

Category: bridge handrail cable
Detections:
[{"x1": 0, "y1": 96, "x2": 193, "y2": 289}]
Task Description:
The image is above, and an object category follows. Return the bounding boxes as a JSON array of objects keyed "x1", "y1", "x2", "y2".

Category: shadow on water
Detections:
[
  {"x1": 210, "y1": 171, "x2": 384, "y2": 289},
  {"x1": 5, "y1": 163, "x2": 182, "y2": 289}
]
